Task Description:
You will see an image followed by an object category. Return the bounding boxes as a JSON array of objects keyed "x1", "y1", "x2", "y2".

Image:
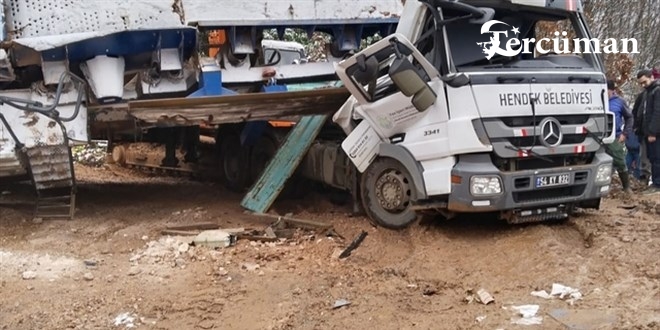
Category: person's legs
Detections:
[
  {"x1": 606, "y1": 141, "x2": 630, "y2": 191},
  {"x1": 633, "y1": 149, "x2": 642, "y2": 180},
  {"x1": 625, "y1": 148, "x2": 641, "y2": 180},
  {"x1": 645, "y1": 139, "x2": 660, "y2": 194},
  {"x1": 640, "y1": 139, "x2": 652, "y2": 185}
]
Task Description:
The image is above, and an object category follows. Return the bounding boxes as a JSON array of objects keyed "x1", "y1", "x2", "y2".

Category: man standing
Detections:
[
  {"x1": 632, "y1": 69, "x2": 660, "y2": 195},
  {"x1": 606, "y1": 80, "x2": 633, "y2": 194}
]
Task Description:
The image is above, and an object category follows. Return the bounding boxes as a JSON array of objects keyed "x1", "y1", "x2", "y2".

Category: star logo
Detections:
[{"x1": 511, "y1": 26, "x2": 520, "y2": 35}]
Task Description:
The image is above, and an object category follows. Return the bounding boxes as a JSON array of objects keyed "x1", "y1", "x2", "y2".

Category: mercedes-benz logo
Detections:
[{"x1": 539, "y1": 117, "x2": 563, "y2": 148}]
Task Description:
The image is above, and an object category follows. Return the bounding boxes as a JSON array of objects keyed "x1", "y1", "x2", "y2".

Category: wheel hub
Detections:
[{"x1": 375, "y1": 170, "x2": 411, "y2": 212}]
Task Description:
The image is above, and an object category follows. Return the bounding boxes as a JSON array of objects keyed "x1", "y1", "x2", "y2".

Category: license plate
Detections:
[{"x1": 535, "y1": 173, "x2": 570, "y2": 188}]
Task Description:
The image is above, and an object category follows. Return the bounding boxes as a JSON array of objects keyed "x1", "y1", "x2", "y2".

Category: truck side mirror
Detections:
[
  {"x1": 353, "y1": 54, "x2": 379, "y2": 85},
  {"x1": 389, "y1": 57, "x2": 436, "y2": 111}
]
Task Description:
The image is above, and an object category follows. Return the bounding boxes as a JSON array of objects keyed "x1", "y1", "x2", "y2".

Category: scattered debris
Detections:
[
  {"x1": 173, "y1": 258, "x2": 186, "y2": 267},
  {"x1": 339, "y1": 231, "x2": 368, "y2": 259},
  {"x1": 476, "y1": 288, "x2": 495, "y2": 305},
  {"x1": 237, "y1": 229, "x2": 280, "y2": 242},
  {"x1": 475, "y1": 315, "x2": 487, "y2": 323},
  {"x1": 530, "y1": 290, "x2": 552, "y2": 299},
  {"x1": 113, "y1": 312, "x2": 136, "y2": 328},
  {"x1": 333, "y1": 299, "x2": 351, "y2": 309},
  {"x1": 193, "y1": 230, "x2": 237, "y2": 248},
  {"x1": 161, "y1": 229, "x2": 200, "y2": 236},
  {"x1": 264, "y1": 226, "x2": 276, "y2": 238},
  {"x1": 127, "y1": 267, "x2": 141, "y2": 276},
  {"x1": 177, "y1": 242, "x2": 189, "y2": 253},
  {"x1": 83, "y1": 272, "x2": 94, "y2": 281},
  {"x1": 550, "y1": 283, "x2": 582, "y2": 304},
  {"x1": 165, "y1": 222, "x2": 220, "y2": 231},
  {"x1": 241, "y1": 262, "x2": 260, "y2": 272},
  {"x1": 422, "y1": 287, "x2": 437, "y2": 296},
  {"x1": 161, "y1": 222, "x2": 222, "y2": 236},
  {"x1": 530, "y1": 283, "x2": 582, "y2": 305},
  {"x1": 246, "y1": 212, "x2": 333, "y2": 231},
  {"x1": 21, "y1": 270, "x2": 37, "y2": 280},
  {"x1": 510, "y1": 305, "x2": 543, "y2": 325},
  {"x1": 84, "y1": 260, "x2": 98, "y2": 267}
]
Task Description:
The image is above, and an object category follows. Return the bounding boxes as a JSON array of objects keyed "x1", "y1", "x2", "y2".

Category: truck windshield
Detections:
[{"x1": 442, "y1": 4, "x2": 600, "y2": 71}]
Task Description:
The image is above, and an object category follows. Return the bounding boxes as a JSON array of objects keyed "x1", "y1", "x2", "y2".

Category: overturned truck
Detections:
[{"x1": 0, "y1": 0, "x2": 614, "y2": 228}]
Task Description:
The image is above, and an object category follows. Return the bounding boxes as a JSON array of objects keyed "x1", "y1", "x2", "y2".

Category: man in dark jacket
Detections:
[
  {"x1": 632, "y1": 69, "x2": 660, "y2": 195},
  {"x1": 606, "y1": 80, "x2": 633, "y2": 194}
]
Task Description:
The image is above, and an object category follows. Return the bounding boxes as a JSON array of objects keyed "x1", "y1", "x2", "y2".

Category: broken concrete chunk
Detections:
[
  {"x1": 177, "y1": 242, "x2": 190, "y2": 253},
  {"x1": 193, "y1": 230, "x2": 236, "y2": 248}
]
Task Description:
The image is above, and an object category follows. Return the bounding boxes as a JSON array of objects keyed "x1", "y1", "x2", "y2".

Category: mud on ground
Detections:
[{"x1": 1, "y1": 164, "x2": 659, "y2": 330}]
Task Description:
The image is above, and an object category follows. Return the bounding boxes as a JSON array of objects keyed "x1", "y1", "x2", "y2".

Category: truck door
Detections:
[{"x1": 335, "y1": 33, "x2": 450, "y2": 172}]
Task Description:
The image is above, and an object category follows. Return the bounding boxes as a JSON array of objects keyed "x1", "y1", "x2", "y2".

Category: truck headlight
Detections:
[
  {"x1": 595, "y1": 164, "x2": 612, "y2": 183},
  {"x1": 470, "y1": 176, "x2": 503, "y2": 196}
]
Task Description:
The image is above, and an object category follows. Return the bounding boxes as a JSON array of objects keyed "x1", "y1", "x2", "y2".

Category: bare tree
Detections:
[{"x1": 583, "y1": 0, "x2": 660, "y2": 96}]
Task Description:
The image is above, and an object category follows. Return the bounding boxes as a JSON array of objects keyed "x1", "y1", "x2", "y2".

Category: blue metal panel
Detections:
[
  {"x1": 241, "y1": 114, "x2": 328, "y2": 213},
  {"x1": 39, "y1": 28, "x2": 197, "y2": 65},
  {"x1": 188, "y1": 69, "x2": 236, "y2": 97},
  {"x1": 263, "y1": 84, "x2": 288, "y2": 93}
]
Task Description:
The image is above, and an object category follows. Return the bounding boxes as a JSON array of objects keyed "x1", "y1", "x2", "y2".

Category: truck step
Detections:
[
  {"x1": 24, "y1": 145, "x2": 76, "y2": 220},
  {"x1": 241, "y1": 114, "x2": 329, "y2": 213}
]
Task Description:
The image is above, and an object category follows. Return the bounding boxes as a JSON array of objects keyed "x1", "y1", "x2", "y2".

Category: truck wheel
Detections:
[
  {"x1": 361, "y1": 158, "x2": 418, "y2": 229},
  {"x1": 217, "y1": 131, "x2": 249, "y2": 192}
]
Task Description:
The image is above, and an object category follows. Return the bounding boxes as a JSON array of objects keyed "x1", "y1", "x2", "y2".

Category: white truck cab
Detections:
[{"x1": 334, "y1": 0, "x2": 614, "y2": 228}]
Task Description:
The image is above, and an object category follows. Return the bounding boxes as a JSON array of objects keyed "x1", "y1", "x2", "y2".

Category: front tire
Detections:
[{"x1": 360, "y1": 157, "x2": 419, "y2": 229}]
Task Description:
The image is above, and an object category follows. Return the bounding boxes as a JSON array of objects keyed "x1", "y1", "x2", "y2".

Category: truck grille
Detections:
[
  {"x1": 479, "y1": 113, "x2": 613, "y2": 169},
  {"x1": 513, "y1": 185, "x2": 586, "y2": 203},
  {"x1": 500, "y1": 115, "x2": 589, "y2": 127}
]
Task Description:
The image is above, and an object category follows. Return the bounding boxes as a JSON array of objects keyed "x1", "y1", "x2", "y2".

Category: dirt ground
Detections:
[{"x1": 1, "y1": 164, "x2": 659, "y2": 330}]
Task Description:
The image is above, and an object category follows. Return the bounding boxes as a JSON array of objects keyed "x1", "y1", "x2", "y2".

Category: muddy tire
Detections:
[{"x1": 360, "y1": 157, "x2": 419, "y2": 229}]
